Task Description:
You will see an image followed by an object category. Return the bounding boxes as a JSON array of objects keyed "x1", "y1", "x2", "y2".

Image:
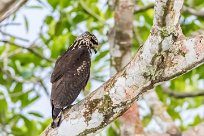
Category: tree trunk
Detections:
[
  {"x1": 109, "y1": 0, "x2": 133, "y2": 74},
  {"x1": 0, "y1": 0, "x2": 27, "y2": 22},
  {"x1": 108, "y1": 0, "x2": 143, "y2": 135}
]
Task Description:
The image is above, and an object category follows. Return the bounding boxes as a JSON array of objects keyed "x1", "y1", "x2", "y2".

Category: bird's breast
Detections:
[{"x1": 73, "y1": 60, "x2": 90, "y2": 76}]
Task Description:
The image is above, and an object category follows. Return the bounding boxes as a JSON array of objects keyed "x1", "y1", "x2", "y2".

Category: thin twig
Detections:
[
  {"x1": 134, "y1": 4, "x2": 154, "y2": 14},
  {"x1": 0, "y1": 67, "x2": 50, "y2": 97},
  {"x1": 161, "y1": 86, "x2": 204, "y2": 99},
  {"x1": 39, "y1": 79, "x2": 50, "y2": 96},
  {"x1": 79, "y1": 0, "x2": 106, "y2": 25},
  {"x1": 0, "y1": 67, "x2": 50, "y2": 95},
  {"x1": 0, "y1": 67, "x2": 35, "y2": 83},
  {"x1": 0, "y1": 90, "x2": 32, "y2": 99},
  {"x1": 7, "y1": 48, "x2": 22, "y2": 58},
  {"x1": 0, "y1": 30, "x2": 29, "y2": 42},
  {"x1": 36, "y1": 0, "x2": 48, "y2": 8},
  {"x1": 0, "y1": 40, "x2": 54, "y2": 62},
  {"x1": 0, "y1": 22, "x2": 21, "y2": 27},
  {"x1": 183, "y1": 6, "x2": 204, "y2": 17}
]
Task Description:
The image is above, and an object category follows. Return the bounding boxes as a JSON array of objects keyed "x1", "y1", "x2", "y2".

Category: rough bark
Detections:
[
  {"x1": 144, "y1": 91, "x2": 181, "y2": 135},
  {"x1": 109, "y1": 0, "x2": 134, "y2": 74},
  {"x1": 108, "y1": 0, "x2": 143, "y2": 135},
  {"x1": 0, "y1": 0, "x2": 27, "y2": 22},
  {"x1": 41, "y1": 0, "x2": 204, "y2": 135}
]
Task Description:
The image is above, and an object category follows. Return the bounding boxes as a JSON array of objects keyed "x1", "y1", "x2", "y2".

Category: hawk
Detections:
[{"x1": 50, "y1": 31, "x2": 98, "y2": 128}]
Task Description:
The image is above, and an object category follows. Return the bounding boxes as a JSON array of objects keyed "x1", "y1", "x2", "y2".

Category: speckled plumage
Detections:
[{"x1": 50, "y1": 32, "x2": 98, "y2": 128}]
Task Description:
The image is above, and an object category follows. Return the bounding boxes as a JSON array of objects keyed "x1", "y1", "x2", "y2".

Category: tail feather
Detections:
[
  {"x1": 51, "y1": 104, "x2": 62, "y2": 128},
  {"x1": 52, "y1": 107, "x2": 61, "y2": 120}
]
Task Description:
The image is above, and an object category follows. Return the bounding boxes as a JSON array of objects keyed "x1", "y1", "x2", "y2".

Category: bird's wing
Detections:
[
  {"x1": 50, "y1": 50, "x2": 69, "y2": 83},
  {"x1": 51, "y1": 47, "x2": 86, "y2": 83},
  {"x1": 51, "y1": 47, "x2": 91, "y2": 108}
]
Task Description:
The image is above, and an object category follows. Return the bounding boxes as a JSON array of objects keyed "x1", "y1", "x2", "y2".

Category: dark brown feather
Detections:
[
  {"x1": 50, "y1": 31, "x2": 98, "y2": 128},
  {"x1": 51, "y1": 47, "x2": 91, "y2": 107},
  {"x1": 50, "y1": 47, "x2": 91, "y2": 128}
]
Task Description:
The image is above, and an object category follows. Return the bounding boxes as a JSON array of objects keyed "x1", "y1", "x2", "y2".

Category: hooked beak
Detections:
[{"x1": 92, "y1": 44, "x2": 98, "y2": 54}]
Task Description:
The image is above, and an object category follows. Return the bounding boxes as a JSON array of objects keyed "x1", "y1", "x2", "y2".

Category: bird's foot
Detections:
[
  {"x1": 51, "y1": 110, "x2": 63, "y2": 128},
  {"x1": 51, "y1": 106, "x2": 74, "y2": 128},
  {"x1": 65, "y1": 104, "x2": 74, "y2": 111},
  {"x1": 67, "y1": 105, "x2": 73, "y2": 109}
]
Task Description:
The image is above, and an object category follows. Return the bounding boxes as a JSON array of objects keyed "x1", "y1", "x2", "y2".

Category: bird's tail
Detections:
[{"x1": 51, "y1": 106, "x2": 62, "y2": 128}]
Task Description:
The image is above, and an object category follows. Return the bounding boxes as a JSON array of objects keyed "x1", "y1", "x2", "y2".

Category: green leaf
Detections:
[
  {"x1": 84, "y1": 81, "x2": 91, "y2": 96},
  {"x1": 11, "y1": 126, "x2": 25, "y2": 136},
  {"x1": 95, "y1": 50, "x2": 109, "y2": 62},
  {"x1": 55, "y1": 20, "x2": 64, "y2": 36},
  {"x1": 167, "y1": 106, "x2": 181, "y2": 120},
  {"x1": 21, "y1": 92, "x2": 39, "y2": 108},
  {"x1": 39, "y1": 118, "x2": 52, "y2": 133},
  {"x1": 28, "y1": 111, "x2": 43, "y2": 118},
  {"x1": 0, "y1": 92, "x2": 8, "y2": 122},
  {"x1": 10, "y1": 83, "x2": 23, "y2": 103},
  {"x1": 114, "y1": 119, "x2": 120, "y2": 129},
  {"x1": 107, "y1": 126, "x2": 118, "y2": 136},
  {"x1": 20, "y1": 115, "x2": 38, "y2": 136},
  {"x1": 155, "y1": 85, "x2": 167, "y2": 103},
  {"x1": 142, "y1": 115, "x2": 152, "y2": 127},
  {"x1": 59, "y1": 0, "x2": 70, "y2": 9},
  {"x1": 26, "y1": 5, "x2": 43, "y2": 9},
  {"x1": 24, "y1": 15, "x2": 29, "y2": 32},
  {"x1": 190, "y1": 115, "x2": 202, "y2": 126},
  {"x1": 45, "y1": 16, "x2": 53, "y2": 24},
  {"x1": 47, "y1": 0, "x2": 58, "y2": 9}
]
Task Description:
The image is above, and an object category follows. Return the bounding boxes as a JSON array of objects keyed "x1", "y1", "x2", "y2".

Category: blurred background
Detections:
[{"x1": 0, "y1": 0, "x2": 204, "y2": 135}]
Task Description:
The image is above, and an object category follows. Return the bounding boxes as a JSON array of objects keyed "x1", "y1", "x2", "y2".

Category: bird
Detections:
[{"x1": 50, "y1": 31, "x2": 98, "y2": 128}]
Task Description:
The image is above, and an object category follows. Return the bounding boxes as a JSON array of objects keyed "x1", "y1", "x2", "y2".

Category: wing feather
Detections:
[{"x1": 51, "y1": 47, "x2": 91, "y2": 108}]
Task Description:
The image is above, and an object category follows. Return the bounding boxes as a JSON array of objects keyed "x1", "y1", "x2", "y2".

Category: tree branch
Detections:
[
  {"x1": 0, "y1": 30, "x2": 29, "y2": 42},
  {"x1": 0, "y1": 40, "x2": 54, "y2": 62},
  {"x1": 0, "y1": 22, "x2": 21, "y2": 27},
  {"x1": 41, "y1": 0, "x2": 204, "y2": 135},
  {"x1": 108, "y1": 0, "x2": 143, "y2": 135},
  {"x1": 134, "y1": 3, "x2": 154, "y2": 14},
  {"x1": 79, "y1": 0, "x2": 106, "y2": 25},
  {"x1": 108, "y1": 0, "x2": 134, "y2": 74},
  {"x1": 162, "y1": 86, "x2": 204, "y2": 99},
  {"x1": 134, "y1": 3, "x2": 204, "y2": 18},
  {"x1": 0, "y1": 0, "x2": 28, "y2": 22},
  {"x1": 183, "y1": 6, "x2": 204, "y2": 17}
]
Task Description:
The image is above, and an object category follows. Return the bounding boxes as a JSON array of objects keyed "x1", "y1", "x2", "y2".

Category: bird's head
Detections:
[{"x1": 76, "y1": 31, "x2": 99, "y2": 53}]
